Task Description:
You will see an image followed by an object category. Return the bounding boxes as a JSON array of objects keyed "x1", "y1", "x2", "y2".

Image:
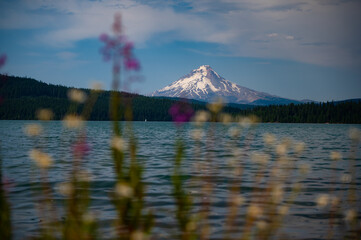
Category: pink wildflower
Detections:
[
  {"x1": 73, "y1": 138, "x2": 90, "y2": 159},
  {"x1": 112, "y1": 13, "x2": 122, "y2": 34},
  {"x1": 123, "y1": 42, "x2": 133, "y2": 58},
  {"x1": 99, "y1": 33, "x2": 109, "y2": 42},
  {"x1": 1, "y1": 176, "x2": 15, "y2": 195},
  {"x1": 0, "y1": 54, "x2": 6, "y2": 68},
  {"x1": 124, "y1": 58, "x2": 140, "y2": 71},
  {"x1": 169, "y1": 101, "x2": 194, "y2": 125},
  {"x1": 99, "y1": 14, "x2": 140, "y2": 71}
]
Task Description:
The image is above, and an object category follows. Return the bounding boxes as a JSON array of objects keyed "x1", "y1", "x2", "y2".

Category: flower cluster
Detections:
[
  {"x1": 99, "y1": 14, "x2": 140, "y2": 72},
  {"x1": 169, "y1": 101, "x2": 194, "y2": 125},
  {"x1": 0, "y1": 54, "x2": 6, "y2": 69}
]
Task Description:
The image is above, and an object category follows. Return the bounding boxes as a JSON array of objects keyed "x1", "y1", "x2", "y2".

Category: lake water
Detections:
[{"x1": 1, "y1": 120, "x2": 360, "y2": 239}]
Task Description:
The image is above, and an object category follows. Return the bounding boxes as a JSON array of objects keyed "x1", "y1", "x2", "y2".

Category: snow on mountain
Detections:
[{"x1": 152, "y1": 65, "x2": 300, "y2": 105}]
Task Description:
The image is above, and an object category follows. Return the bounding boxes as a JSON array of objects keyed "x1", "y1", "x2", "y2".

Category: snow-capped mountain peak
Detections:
[{"x1": 152, "y1": 65, "x2": 300, "y2": 105}]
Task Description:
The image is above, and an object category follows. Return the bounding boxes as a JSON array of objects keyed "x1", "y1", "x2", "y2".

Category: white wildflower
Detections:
[
  {"x1": 207, "y1": 98, "x2": 224, "y2": 113},
  {"x1": 191, "y1": 129, "x2": 204, "y2": 141},
  {"x1": 24, "y1": 124, "x2": 43, "y2": 136},
  {"x1": 83, "y1": 212, "x2": 96, "y2": 223},
  {"x1": 349, "y1": 128, "x2": 361, "y2": 142},
  {"x1": 193, "y1": 110, "x2": 210, "y2": 125},
  {"x1": 63, "y1": 114, "x2": 84, "y2": 129},
  {"x1": 330, "y1": 151, "x2": 342, "y2": 161},
  {"x1": 247, "y1": 205, "x2": 262, "y2": 219},
  {"x1": 299, "y1": 163, "x2": 310, "y2": 175},
  {"x1": 57, "y1": 182, "x2": 74, "y2": 196},
  {"x1": 219, "y1": 113, "x2": 232, "y2": 124},
  {"x1": 344, "y1": 209, "x2": 357, "y2": 223},
  {"x1": 29, "y1": 149, "x2": 53, "y2": 168},
  {"x1": 331, "y1": 196, "x2": 340, "y2": 207},
  {"x1": 340, "y1": 174, "x2": 352, "y2": 183},
  {"x1": 228, "y1": 127, "x2": 240, "y2": 138},
  {"x1": 130, "y1": 231, "x2": 146, "y2": 240},
  {"x1": 78, "y1": 170, "x2": 92, "y2": 182},
  {"x1": 231, "y1": 195, "x2": 245, "y2": 206},
  {"x1": 316, "y1": 194, "x2": 329, "y2": 208},
  {"x1": 90, "y1": 81, "x2": 103, "y2": 91},
  {"x1": 239, "y1": 117, "x2": 252, "y2": 128},
  {"x1": 256, "y1": 220, "x2": 268, "y2": 230},
  {"x1": 294, "y1": 142, "x2": 306, "y2": 154},
  {"x1": 276, "y1": 143, "x2": 288, "y2": 155},
  {"x1": 263, "y1": 133, "x2": 276, "y2": 146},
  {"x1": 111, "y1": 136, "x2": 127, "y2": 152},
  {"x1": 271, "y1": 184, "x2": 284, "y2": 203},
  {"x1": 251, "y1": 152, "x2": 270, "y2": 165},
  {"x1": 36, "y1": 108, "x2": 53, "y2": 121},
  {"x1": 278, "y1": 206, "x2": 289, "y2": 216},
  {"x1": 115, "y1": 182, "x2": 133, "y2": 198},
  {"x1": 67, "y1": 89, "x2": 87, "y2": 103}
]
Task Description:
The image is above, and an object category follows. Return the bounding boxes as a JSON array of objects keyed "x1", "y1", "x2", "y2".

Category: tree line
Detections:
[{"x1": 0, "y1": 75, "x2": 360, "y2": 123}]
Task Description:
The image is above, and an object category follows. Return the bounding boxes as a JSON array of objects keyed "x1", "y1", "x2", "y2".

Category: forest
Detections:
[{"x1": 0, "y1": 75, "x2": 360, "y2": 123}]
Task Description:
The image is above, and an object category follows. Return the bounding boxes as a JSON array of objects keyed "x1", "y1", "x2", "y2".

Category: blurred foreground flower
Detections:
[
  {"x1": 294, "y1": 142, "x2": 306, "y2": 154},
  {"x1": 276, "y1": 143, "x2": 288, "y2": 155},
  {"x1": 191, "y1": 129, "x2": 204, "y2": 141},
  {"x1": 344, "y1": 209, "x2": 357, "y2": 223},
  {"x1": 29, "y1": 149, "x2": 53, "y2": 168},
  {"x1": 73, "y1": 139, "x2": 90, "y2": 159},
  {"x1": 99, "y1": 13, "x2": 140, "y2": 72},
  {"x1": 90, "y1": 81, "x2": 103, "y2": 91},
  {"x1": 115, "y1": 182, "x2": 133, "y2": 198},
  {"x1": 247, "y1": 204, "x2": 263, "y2": 219},
  {"x1": 330, "y1": 151, "x2": 342, "y2": 161},
  {"x1": 207, "y1": 98, "x2": 224, "y2": 113},
  {"x1": 316, "y1": 194, "x2": 329, "y2": 208},
  {"x1": 63, "y1": 114, "x2": 84, "y2": 129},
  {"x1": 251, "y1": 152, "x2": 269, "y2": 165},
  {"x1": 349, "y1": 128, "x2": 360, "y2": 142},
  {"x1": 239, "y1": 115, "x2": 259, "y2": 128},
  {"x1": 24, "y1": 124, "x2": 43, "y2": 136},
  {"x1": 57, "y1": 182, "x2": 74, "y2": 196},
  {"x1": 192, "y1": 110, "x2": 210, "y2": 125},
  {"x1": 0, "y1": 54, "x2": 6, "y2": 68},
  {"x1": 340, "y1": 174, "x2": 352, "y2": 183},
  {"x1": 263, "y1": 133, "x2": 276, "y2": 146},
  {"x1": 67, "y1": 89, "x2": 87, "y2": 103},
  {"x1": 169, "y1": 101, "x2": 194, "y2": 125},
  {"x1": 36, "y1": 108, "x2": 53, "y2": 121},
  {"x1": 111, "y1": 136, "x2": 127, "y2": 152}
]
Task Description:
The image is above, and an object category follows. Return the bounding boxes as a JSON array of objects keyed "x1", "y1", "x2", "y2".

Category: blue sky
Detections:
[{"x1": 0, "y1": 0, "x2": 360, "y2": 102}]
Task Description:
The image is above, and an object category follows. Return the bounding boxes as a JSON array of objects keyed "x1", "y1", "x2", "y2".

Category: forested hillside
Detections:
[
  {"x1": 0, "y1": 75, "x2": 242, "y2": 121},
  {"x1": 0, "y1": 75, "x2": 360, "y2": 123}
]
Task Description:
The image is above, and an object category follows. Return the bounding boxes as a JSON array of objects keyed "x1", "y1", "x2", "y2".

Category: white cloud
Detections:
[
  {"x1": 1, "y1": 0, "x2": 360, "y2": 67},
  {"x1": 267, "y1": 33, "x2": 279, "y2": 38}
]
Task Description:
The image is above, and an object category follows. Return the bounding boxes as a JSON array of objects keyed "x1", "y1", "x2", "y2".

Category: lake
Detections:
[{"x1": 1, "y1": 120, "x2": 360, "y2": 239}]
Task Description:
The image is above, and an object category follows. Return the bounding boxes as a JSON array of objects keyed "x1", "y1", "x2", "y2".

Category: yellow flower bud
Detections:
[
  {"x1": 24, "y1": 124, "x2": 43, "y2": 136},
  {"x1": 36, "y1": 108, "x2": 53, "y2": 121},
  {"x1": 29, "y1": 149, "x2": 53, "y2": 168},
  {"x1": 67, "y1": 89, "x2": 87, "y2": 103},
  {"x1": 63, "y1": 114, "x2": 84, "y2": 129}
]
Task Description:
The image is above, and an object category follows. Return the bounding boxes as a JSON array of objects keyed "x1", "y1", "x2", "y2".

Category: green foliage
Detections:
[
  {"x1": 241, "y1": 102, "x2": 361, "y2": 123},
  {"x1": 0, "y1": 157, "x2": 12, "y2": 240}
]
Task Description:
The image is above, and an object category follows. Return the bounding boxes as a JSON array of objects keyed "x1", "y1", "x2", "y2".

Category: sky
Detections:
[{"x1": 0, "y1": 0, "x2": 361, "y2": 102}]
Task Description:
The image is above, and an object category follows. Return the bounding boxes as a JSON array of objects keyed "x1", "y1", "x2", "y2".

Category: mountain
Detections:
[{"x1": 152, "y1": 65, "x2": 301, "y2": 105}]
